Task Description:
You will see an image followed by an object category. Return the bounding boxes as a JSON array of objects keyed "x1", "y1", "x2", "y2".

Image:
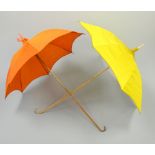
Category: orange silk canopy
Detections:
[{"x1": 6, "y1": 29, "x2": 82, "y2": 97}]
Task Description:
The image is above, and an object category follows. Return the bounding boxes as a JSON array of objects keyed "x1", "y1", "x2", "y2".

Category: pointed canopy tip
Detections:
[
  {"x1": 80, "y1": 21, "x2": 85, "y2": 25},
  {"x1": 5, "y1": 89, "x2": 9, "y2": 99},
  {"x1": 134, "y1": 98, "x2": 142, "y2": 112},
  {"x1": 5, "y1": 92, "x2": 10, "y2": 99},
  {"x1": 137, "y1": 105, "x2": 142, "y2": 113},
  {"x1": 80, "y1": 21, "x2": 90, "y2": 27},
  {"x1": 5, "y1": 94, "x2": 10, "y2": 100},
  {"x1": 80, "y1": 21, "x2": 97, "y2": 30},
  {"x1": 5, "y1": 88, "x2": 23, "y2": 99}
]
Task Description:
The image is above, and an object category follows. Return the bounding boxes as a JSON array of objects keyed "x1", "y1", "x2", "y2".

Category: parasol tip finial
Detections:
[
  {"x1": 131, "y1": 43, "x2": 144, "y2": 54},
  {"x1": 17, "y1": 33, "x2": 28, "y2": 44},
  {"x1": 137, "y1": 43, "x2": 144, "y2": 50}
]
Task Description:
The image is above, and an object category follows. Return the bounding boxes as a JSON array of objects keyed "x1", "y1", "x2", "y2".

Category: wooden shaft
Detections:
[
  {"x1": 34, "y1": 94, "x2": 69, "y2": 114},
  {"x1": 72, "y1": 66, "x2": 110, "y2": 94},
  {"x1": 36, "y1": 66, "x2": 109, "y2": 114},
  {"x1": 35, "y1": 55, "x2": 106, "y2": 131},
  {"x1": 71, "y1": 95, "x2": 106, "y2": 132},
  {"x1": 52, "y1": 72, "x2": 105, "y2": 132}
]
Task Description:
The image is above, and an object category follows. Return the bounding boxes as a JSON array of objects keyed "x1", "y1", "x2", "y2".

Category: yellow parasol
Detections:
[{"x1": 80, "y1": 21, "x2": 143, "y2": 112}]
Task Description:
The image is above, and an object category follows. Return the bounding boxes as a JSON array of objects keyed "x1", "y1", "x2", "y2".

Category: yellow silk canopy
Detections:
[{"x1": 81, "y1": 21, "x2": 142, "y2": 111}]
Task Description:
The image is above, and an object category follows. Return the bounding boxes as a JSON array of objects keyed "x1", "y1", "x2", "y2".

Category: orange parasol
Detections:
[{"x1": 6, "y1": 30, "x2": 105, "y2": 132}]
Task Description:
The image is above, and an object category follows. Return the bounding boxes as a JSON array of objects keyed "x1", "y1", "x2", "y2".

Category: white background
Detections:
[{"x1": 0, "y1": 11, "x2": 155, "y2": 144}]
